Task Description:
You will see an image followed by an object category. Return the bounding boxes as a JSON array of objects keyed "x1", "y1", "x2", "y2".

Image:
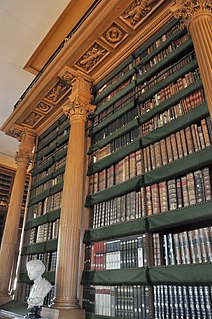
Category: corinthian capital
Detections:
[
  {"x1": 171, "y1": 0, "x2": 212, "y2": 28},
  {"x1": 63, "y1": 97, "x2": 96, "y2": 124},
  {"x1": 15, "y1": 130, "x2": 36, "y2": 166}
]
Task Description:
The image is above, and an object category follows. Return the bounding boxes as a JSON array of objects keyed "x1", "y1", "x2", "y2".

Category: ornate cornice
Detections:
[{"x1": 171, "y1": 0, "x2": 212, "y2": 29}]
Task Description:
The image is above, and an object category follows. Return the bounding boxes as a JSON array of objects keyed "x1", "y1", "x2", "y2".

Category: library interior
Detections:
[{"x1": 0, "y1": 0, "x2": 212, "y2": 318}]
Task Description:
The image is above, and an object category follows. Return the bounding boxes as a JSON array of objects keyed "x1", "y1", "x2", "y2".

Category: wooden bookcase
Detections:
[
  {"x1": 82, "y1": 18, "x2": 212, "y2": 319},
  {"x1": 16, "y1": 114, "x2": 70, "y2": 306}
]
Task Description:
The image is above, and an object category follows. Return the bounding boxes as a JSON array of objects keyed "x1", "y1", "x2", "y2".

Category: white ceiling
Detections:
[{"x1": 0, "y1": 0, "x2": 70, "y2": 168}]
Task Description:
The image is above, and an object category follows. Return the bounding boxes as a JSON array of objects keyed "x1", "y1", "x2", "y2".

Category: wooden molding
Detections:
[{"x1": 24, "y1": 0, "x2": 95, "y2": 75}]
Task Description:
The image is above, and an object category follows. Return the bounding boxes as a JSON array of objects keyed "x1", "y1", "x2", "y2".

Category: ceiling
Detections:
[{"x1": 0, "y1": 0, "x2": 70, "y2": 168}]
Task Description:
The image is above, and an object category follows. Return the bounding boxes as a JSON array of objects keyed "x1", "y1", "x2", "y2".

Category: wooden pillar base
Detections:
[
  {"x1": 50, "y1": 296, "x2": 79, "y2": 310},
  {"x1": 41, "y1": 307, "x2": 85, "y2": 319}
]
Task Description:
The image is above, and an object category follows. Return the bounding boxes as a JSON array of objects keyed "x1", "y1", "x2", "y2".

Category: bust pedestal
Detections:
[{"x1": 41, "y1": 307, "x2": 85, "y2": 319}]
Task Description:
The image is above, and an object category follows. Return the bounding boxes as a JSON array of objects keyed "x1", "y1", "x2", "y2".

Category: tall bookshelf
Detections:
[
  {"x1": 82, "y1": 18, "x2": 212, "y2": 319},
  {"x1": 16, "y1": 114, "x2": 70, "y2": 306}
]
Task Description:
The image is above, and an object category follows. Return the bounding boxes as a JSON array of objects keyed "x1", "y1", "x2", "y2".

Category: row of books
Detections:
[
  {"x1": 146, "y1": 167, "x2": 211, "y2": 215},
  {"x1": 30, "y1": 173, "x2": 64, "y2": 198},
  {"x1": 96, "y1": 76, "x2": 135, "y2": 109},
  {"x1": 83, "y1": 284, "x2": 150, "y2": 318},
  {"x1": 36, "y1": 128, "x2": 69, "y2": 159},
  {"x1": 138, "y1": 50, "x2": 195, "y2": 95},
  {"x1": 136, "y1": 22, "x2": 181, "y2": 62},
  {"x1": 35, "y1": 142, "x2": 68, "y2": 168},
  {"x1": 90, "y1": 127, "x2": 139, "y2": 164},
  {"x1": 143, "y1": 118, "x2": 212, "y2": 173},
  {"x1": 153, "y1": 285, "x2": 212, "y2": 319},
  {"x1": 140, "y1": 88, "x2": 205, "y2": 136},
  {"x1": 88, "y1": 150, "x2": 142, "y2": 194},
  {"x1": 44, "y1": 286, "x2": 55, "y2": 306},
  {"x1": 38, "y1": 117, "x2": 69, "y2": 148},
  {"x1": 27, "y1": 190, "x2": 63, "y2": 221},
  {"x1": 32, "y1": 151, "x2": 66, "y2": 184},
  {"x1": 95, "y1": 32, "x2": 191, "y2": 112},
  {"x1": 27, "y1": 219, "x2": 60, "y2": 244},
  {"x1": 20, "y1": 251, "x2": 57, "y2": 273},
  {"x1": 84, "y1": 234, "x2": 147, "y2": 270},
  {"x1": 94, "y1": 92, "x2": 134, "y2": 127},
  {"x1": 138, "y1": 33, "x2": 190, "y2": 77},
  {"x1": 94, "y1": 22, "x2": 181, "y2": 98},
  {"x1": 138, "y1": 68, "x2": 201, "y2": 114},
  {"x1": 0, "y1": 173, "x2": 12, "y2": 181},
  {"x1": 91, "y1": 189, "x2": 145, "y2": 229},
  {"x1": 92, "y1": 106, "x2": 138, "y2": 145},
  {"x1": 160, "y1": 226, "x2": 212, "y2": 266}
]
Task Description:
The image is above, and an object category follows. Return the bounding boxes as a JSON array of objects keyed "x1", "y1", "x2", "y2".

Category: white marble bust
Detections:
[{"x1": 26, "y1": 259, "x2": 52, "y2": 309}]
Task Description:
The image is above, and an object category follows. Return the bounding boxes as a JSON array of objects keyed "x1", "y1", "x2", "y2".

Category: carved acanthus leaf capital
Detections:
[
  {"x1": 171, "y1": 0, "x2": 212, "y2": 29},
  {"x1": 63, "y1": 97, "x2": 96, "y2": 124},
  {"x1": 15, "y1": 130, "x2": 36, "y2": 166}
]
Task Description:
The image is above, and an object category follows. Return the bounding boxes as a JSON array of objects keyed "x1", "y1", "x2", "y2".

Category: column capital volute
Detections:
[
  {"x1": 170, "y1": 0, "x2": 212, "y2": 29},
  {"x1": 14, "y1": 126, "x2": 36, "y2": 166},
  {"x1": 62, "y1": 97, "x2": 96, "y2": 124}
]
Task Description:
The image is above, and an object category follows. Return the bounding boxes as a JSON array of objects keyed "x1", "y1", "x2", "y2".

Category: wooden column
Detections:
[
  {"x1": 51, "y1": 74, "x2": 95, "y2": 311},
  {"x1": 171, "y1": 0, "x2": 212, "y2": 119},
  {"x1": 0, "y1": 130, "x2": 35, "y2": 304}
]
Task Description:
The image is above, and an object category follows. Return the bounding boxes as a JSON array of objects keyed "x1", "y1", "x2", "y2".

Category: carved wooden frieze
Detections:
[
  {"x1": 119, "y1": 0, "x2": 157, "y2": 29},
  {"x1": 35, "y1": 102, "x2": 52, "y2": 114},
  {"x1": 23, "y1": 111, "x2": 43, "y2": 128},
  {"x1": 44, "y1": 81, "x2": 71, "y2": 104},
  {"x1": 99, "y1": 22, "x2": 129, "y2": 49},
  {"x1": 75, "y1": 42, "x2": 109, "y2": 73}
]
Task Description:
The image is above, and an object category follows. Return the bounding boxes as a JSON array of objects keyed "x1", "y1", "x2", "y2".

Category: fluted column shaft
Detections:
[
  {"x1": 0, "y1": 131, "x2": 35, "y2": 304},
  {"x1": 189, "y1": 13, "x2": 212, "y2": 118},
  {"x1": 52, "y1": 74, "x2": 94, "y2": 310}
]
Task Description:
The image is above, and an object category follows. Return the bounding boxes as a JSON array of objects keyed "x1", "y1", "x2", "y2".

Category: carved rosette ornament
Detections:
[
  {"x1": 171, "y1": 0, "x2": 212, "y2": 29},
  {"x1": 63, "y1": 97, "x2": 95, "y2": 124}
]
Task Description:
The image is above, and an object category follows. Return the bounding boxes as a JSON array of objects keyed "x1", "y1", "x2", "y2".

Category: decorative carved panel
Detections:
[
  {"x1": 119, "y1": 0, "x2": 157, "y2": 30},
  {"x1": 99, "y1": 22, "x2": 129, "y2": 49},
  {"x1": 44, "y1": 81, "x2": 71, "y2": 104},
  {"x1": 23, "y1": 112, "x2": 43, "y2": 128},
  {"x1": 35, "y1": 102, "x2": 52, "y2": 114},
  {"x1": 75, "y1": 42, "x2": 109, "y2": 73}
]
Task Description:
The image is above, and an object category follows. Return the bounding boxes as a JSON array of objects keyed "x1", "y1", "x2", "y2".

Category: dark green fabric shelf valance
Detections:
[
  {"x1": 81, "y1": 268, "x2": 147, "y2": 285},
  {"x1": 88, "y1": 139, "x2": 141, "y2": 176},
  {"x1": 89, "y1": 118, "x2": 139, "y2": 155},
  {"x1": 137, "y1": 38, "x2": 193, "y2": 86},
  {"x1": 84, "y1": 218, "x2": 146, "y2": 244},
  {"x1": 18, "y1": 271, "x2": 55, "y2": 284},
  {"x1": 31, "y1": 165, "x2": 65, "y2": 191},
  {"x1": 138, "y1": 58, "x2": 197, "y2": 104},
  {"x1": 32, "y1": 158, "x2": 54, "y2": 176},
  {"x1": 22, "y1": 239, "x2": 58, "y2": 255},
  {"x1": 82, "y1": 264, "x2": 212, "y2": 286},
  {"x1": 136, "y1": 28, "x2": 186, "y2": 69},
  {"x1": 144, "y1": 146, "x2": 212, "y2": 186},
  {"x1": 93, "y1": 69, "x2": 135, "y2": 105},
  {"x1": 86, "y1": 175, "x2": 142, "y2": 207},
  {"x1": 139, "y1": 79, "x2": 203, "y2": 126},
  {"x1": 147, "y1": 201, "x2": 212, "y2": 232},
  {"x1": 25, "y1": 209, "x2": 61, "y2": 230},
  {"x1": 134, "y1": 19, "x2": 177, "y2": 59},
  {"x1": 141, "y1": 102, "x2": 209, "y2": 147},
  {"x1": 28, "y1": 181, "x2": 63, "y2": 207},
  {"x1": 91, "y1": 101, "x2": 135, "y2": 136},
  {"x1": 93, "y1": 56, "x2": 134, "y2": 93},
  {"x1": 149, "y1": 264, "x2": 212, "y2": 284},
  {"x1": 94, "y1": 82, "x2": 136, "y2": 117}
]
